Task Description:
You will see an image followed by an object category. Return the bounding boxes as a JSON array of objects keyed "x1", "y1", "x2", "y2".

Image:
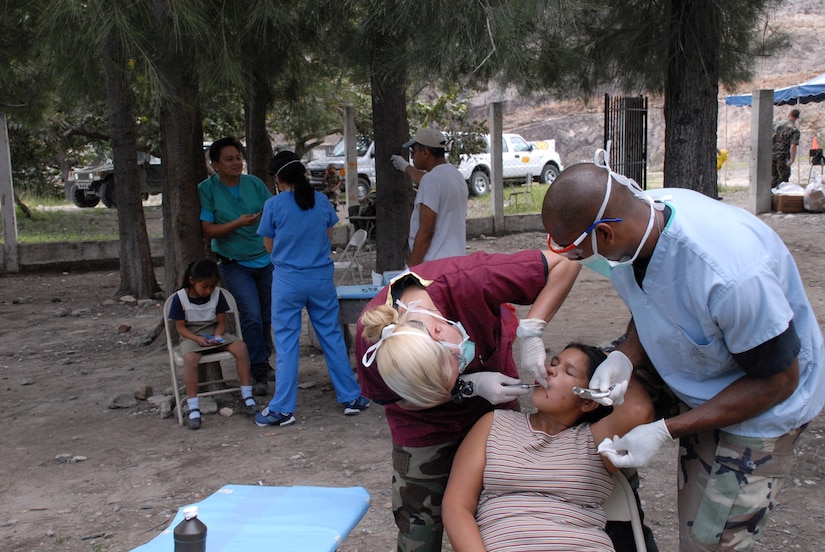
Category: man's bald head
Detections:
[
  {"x1": 542, "y1": 163, "x2": 641, "y2": 247},
  {"x1": 542, "y1": 163, "x2": 609, "y2": 244}
]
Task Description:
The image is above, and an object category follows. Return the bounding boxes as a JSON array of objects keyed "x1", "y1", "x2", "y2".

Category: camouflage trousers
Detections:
[
  {"x1": 678, "y1": 425, "x2": 806, "y2": 551},
  {"x1": 391, "y1": 440, "x2": 461, "y2": 552}
]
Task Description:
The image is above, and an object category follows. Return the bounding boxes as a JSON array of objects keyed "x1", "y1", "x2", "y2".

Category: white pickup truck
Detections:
[
  {"x1": 306, "y1": 132, "x2": 563, "y2": 199},
  {"x1": 306, "y1": 136, "x2": 376, "y2": 201},
  {"x1": 456, "y1": 133, "x2": 563, "y2": 196}
]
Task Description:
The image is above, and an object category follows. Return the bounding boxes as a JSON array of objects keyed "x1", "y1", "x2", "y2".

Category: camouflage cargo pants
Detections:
[
  {"x1": 392, "y1": 441, "x2": 460, "y2": 552},
  {"x1": 678, "y1": 425, "x2": 806, "y2": 551}
]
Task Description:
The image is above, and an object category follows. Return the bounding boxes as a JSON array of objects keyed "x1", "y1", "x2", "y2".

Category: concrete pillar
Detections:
[
  {"x1": 0, "y1": 114, "x2": 19, "y2": 272},
  {"x1": 490, "y1": 102, "x2": 504, "y2": 232},
  {"x1": 749, "y1": 90, "x2": 773, "y2": 214}
]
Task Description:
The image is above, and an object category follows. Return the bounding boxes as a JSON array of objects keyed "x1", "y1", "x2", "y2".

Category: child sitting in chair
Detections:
[{"x1": 168, "y1": 259, "x2": 257, "y2": 429}]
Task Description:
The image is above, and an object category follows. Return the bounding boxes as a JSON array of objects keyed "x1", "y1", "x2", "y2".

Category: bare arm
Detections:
[
  {"x1": 405, "y1": 165, "x2": 426, "y2": 185},
  {"x1": 201, "y1": 211, "x2": 262, "y2": 239},
  {"x1": 523, "y1": 251, "x2": 581, "y2": 322},
  {"x1": 665, "y1": 360, "x2": 799, "y2": 438},
  {"x1": 443, "y1": 412, "x2": 493, "y2": 552},
  {"x1": 615, "y1": 318, "x2": 648, "y2": 368},
  {"x1": 263, "y1": 236, "x2": 273, "y2": 253},
  {"x1": 407, "y1": 204, "x2": 437, "y2": 267},
  {"x1": 617, "y1": 318, "x2": 800, "y2": 438},
  {"x1": 214, "y1": 312, "x2": 226, "y2": 338},
  {"x1": 175, "y1": 319, "x2": 210, "y2": 348},
  {"x1": 591, "y1": 374, "x2": 655, "y2": 471}
]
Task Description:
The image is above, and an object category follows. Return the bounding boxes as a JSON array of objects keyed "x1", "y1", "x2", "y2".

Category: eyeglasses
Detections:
[
  {"x1": 409, "y1": 147, "x2": 426, "y2": 157},
  {"x1": 547, "y1": 217, "x2": 622, "y2": 259}
]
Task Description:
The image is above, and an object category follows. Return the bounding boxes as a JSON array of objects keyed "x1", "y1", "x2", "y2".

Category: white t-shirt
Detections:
[{"x1": 408, "y1": 163, "x2": 468, "y2": 262}]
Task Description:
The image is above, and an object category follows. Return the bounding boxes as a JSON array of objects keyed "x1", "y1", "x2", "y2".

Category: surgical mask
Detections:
[
  {"x1": 397, "y1": 300, "x2": 476, "y2": 374},
  {"x1": 578, "y1": 145, "x2": 656, "y2": 278},
  {"x1": 438, "y1": 321, "x2": 476, "y2": 374}
]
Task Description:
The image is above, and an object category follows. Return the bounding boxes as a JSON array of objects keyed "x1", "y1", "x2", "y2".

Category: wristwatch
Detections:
[{"x1": 451, "y1": 378, "x2": 474, "y2": 404}]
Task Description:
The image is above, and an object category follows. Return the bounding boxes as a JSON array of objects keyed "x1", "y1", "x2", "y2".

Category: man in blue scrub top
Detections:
[{"x1": 541, "y1": 151, "x2": 825, "y2": 552}]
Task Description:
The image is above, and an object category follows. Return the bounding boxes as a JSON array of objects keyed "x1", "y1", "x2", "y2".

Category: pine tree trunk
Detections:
[
  {"x1": 103, "y1": 32, "x2": 159, "y2": 299},
  {"x1": 242, "y1": 37, "x2": 275, "y2": 192},
  {"x1": 663, "y1": 0, "x2": 721, "y2": 198},
  {"x1": 153, "y1": 0, "x2": 210, "y2": 297},
  {"x1": 371, "y1": 29, "x2": 415, "y2": 274}
]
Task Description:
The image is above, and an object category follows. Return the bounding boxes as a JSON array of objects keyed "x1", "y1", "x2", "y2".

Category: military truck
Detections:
[{"x1": 68, "y1": 152, "x2": 163, "y2": 208}]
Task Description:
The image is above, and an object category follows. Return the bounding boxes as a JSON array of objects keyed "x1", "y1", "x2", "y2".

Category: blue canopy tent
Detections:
[{"x1": 726, "y1": 72, "x2": 825, "y2": 106}]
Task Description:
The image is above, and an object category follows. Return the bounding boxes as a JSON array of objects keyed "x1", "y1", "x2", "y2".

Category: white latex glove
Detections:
[
  {"x1": 462, "y1": 372, "x2": 530, "y2": 405},
  {"x1": 589, "y1": 350, "x2": 633, "y2": 406},
  {"x1": 390, "y1": 154, "x2": 409, "y2": 172},
  {"x1": 598, "y1": 419, "x2": 673, "y2": 468},
  {"x1": 516, "y1": 318, "x2": 548, "y2": 388}
]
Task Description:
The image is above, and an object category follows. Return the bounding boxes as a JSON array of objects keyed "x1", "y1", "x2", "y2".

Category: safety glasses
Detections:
[{"x1": 547, "y1": 217, "x2": 622, "y2": 259}]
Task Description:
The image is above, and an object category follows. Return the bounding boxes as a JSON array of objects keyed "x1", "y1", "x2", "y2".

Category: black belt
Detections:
[{"x1": 216, "y1": 253, "x2": 236, "y2": 265}]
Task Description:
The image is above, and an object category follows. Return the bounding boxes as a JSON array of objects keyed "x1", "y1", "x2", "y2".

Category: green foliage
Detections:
[
  {"x1": 534, "y1": 0, "x2": 789, "y2": 96},
  {"x1": 407, "y1": 87, "x2": 489, "y2": 161}
]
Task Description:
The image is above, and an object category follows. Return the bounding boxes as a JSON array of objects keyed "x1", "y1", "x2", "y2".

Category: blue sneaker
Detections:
[
  {"x1": 343, "y1": 396, "x2": 370, "y2": 416},
  {"x1": 255, "y1": 408, "x2": 295, "y2": 427}
]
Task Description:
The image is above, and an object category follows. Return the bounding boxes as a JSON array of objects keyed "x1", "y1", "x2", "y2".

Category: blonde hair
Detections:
[{"x1": 360, "y1": 304, "x2": 455, "y2": 408}]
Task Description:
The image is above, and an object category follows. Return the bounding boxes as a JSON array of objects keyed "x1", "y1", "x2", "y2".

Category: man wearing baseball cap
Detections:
[{"x1": 391, "y1": 127, "x2": 468, "y2": 266}]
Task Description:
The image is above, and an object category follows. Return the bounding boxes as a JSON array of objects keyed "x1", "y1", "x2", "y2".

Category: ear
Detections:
[
  {"x1": 580, "y1": 398, "x2": 599, "y2": 414},
  {"x1": 594, "y1": 221, "x2": 615, "y2": 245}
]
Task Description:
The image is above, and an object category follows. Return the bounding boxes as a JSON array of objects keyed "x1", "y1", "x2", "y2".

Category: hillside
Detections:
[{"x1": 469, "y1": 0, "x2": 825, "y2": 180}]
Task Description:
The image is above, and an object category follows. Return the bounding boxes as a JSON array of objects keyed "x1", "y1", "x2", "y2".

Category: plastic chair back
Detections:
[{"x1": 603, "y1": 471, "x2": 647, "y2": 552}]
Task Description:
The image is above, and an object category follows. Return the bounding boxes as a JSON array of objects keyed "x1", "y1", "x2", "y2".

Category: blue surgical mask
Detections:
[
  {"x1": 439, "y1": 321, "x2": 476, "y2": 374},
  {"x1": 396, "y1": 300, "x2": 477, "y2": 373}
]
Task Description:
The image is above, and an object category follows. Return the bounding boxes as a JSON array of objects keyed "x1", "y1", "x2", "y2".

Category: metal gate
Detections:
[{"x1": 604, "y1": 95, "x2": 648, "y2": 189}]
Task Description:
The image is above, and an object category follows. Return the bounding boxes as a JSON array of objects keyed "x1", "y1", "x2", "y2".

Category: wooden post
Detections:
[
  {"x1": 343, "y1": 107, "x2": 358, "y2": 215},
  {"x1": 0, "y1": 114, "x2": 19, "y2": 272},
  {"x1": 490, "y1": 103, "x2": 504, "y2": 233}
]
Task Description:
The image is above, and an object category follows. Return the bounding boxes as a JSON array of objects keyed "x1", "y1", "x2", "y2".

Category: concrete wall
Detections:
[{"x1": 2, "y1": 215, "x2": 545, "y2": 272}]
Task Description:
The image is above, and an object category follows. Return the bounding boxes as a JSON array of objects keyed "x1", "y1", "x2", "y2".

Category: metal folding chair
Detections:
[
  {"x1": 333, "y1": 229, "x2": 369, "y2": 285},
  {"x1": 164, "y1": 287, "x2": 242, "y2": 425}
]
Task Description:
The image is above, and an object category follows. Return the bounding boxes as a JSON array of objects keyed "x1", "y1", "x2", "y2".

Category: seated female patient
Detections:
[{"x1": 443, "y1": 343, "x2": 654, "y2": 552}]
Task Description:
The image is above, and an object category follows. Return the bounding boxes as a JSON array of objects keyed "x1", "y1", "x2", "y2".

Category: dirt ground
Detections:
[{"x1": 2, "y1": 188, "x2": 825, "y2": 552}]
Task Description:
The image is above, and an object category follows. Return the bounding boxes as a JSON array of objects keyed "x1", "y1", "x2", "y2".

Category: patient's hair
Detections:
[
  {"x1": 563, "y1": 342, "x2": 612, "y2": 424},
  {"x1": 361, "y1": 304, "x2": 455, "y2": 408}
]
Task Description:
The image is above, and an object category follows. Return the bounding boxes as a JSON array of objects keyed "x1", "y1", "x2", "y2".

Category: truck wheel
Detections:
[
  {"x1": 468, "y1": 170, "x2": 490, "y2": 196},
  {"x1": 99, "y1": 176, "x2": 116, "y2": 208},
  {"x1": 69, "y1": 183, "x2": 100, "y2": 208},
  {"x1": 357, "y1": 177, "x2": 371, "y2": 202},
  {"x1": 541, "y1": 163, "x2": 560, "y2": 184}
]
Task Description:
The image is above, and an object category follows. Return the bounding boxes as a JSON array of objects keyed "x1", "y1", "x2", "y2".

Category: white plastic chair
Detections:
[
  {"x1": 333, "y1": 229, "x2": 369, "y2": 285},
  {"x1": 164, "y1": 287, "x2": 242, "y2": 426},
  {"x1": 604, "y1": 471, "x2": 647, "y2": 552}
]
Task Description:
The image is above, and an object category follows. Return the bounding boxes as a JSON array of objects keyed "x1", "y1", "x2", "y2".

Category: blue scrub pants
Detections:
[
  {"x1": 268, "y1": 266, "x2": 360, "y2": 413},
  {"x1": 218, "y1": 262, "x2": 273, "y2": 374}
]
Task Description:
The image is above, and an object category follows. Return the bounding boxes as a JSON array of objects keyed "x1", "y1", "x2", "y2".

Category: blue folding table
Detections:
[{"x1": 131, "y1": 485, "x2": 370, "y2": 551}]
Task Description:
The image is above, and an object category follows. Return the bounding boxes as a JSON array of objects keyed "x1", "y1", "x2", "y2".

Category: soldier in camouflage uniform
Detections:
[
  {"x1": 771, "y1": 109, "x2": 800, "y2": 187},
  {"x1": 544, "y1": 157, "x2": 825, "y2": 552}
]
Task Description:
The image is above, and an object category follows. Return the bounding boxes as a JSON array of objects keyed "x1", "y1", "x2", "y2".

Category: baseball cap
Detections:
[{"x1": 402, "y1": 127, "x2": 448, "y2": 149}]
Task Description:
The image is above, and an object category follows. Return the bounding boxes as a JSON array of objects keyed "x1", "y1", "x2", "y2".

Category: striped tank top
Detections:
[{"x1": 477, "y1": 409, "x2": 615, "y2": 551}]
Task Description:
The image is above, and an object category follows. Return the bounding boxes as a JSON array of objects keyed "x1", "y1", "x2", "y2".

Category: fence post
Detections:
[{"x1": 0, "y1": 113, "x2": 19, "y2": 272}]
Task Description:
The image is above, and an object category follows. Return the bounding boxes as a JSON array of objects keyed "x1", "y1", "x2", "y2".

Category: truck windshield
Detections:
[{"x1": 331, "y1": 137, "x2": 371, "y2": 158}]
